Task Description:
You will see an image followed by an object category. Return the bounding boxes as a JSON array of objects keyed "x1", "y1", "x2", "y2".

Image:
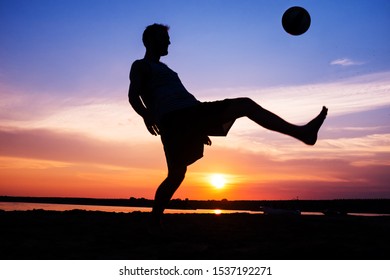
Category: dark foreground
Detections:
[{"x1": 1, "y1": 210, "x2": 389, "y2": 260}]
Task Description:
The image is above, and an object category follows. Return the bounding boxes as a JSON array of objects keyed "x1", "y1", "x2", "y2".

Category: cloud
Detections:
[
  {"x1": 194, "y1": 71, "x2": 390, "y2": 166},
  {"x1": 198, "y1": 71, "x2": 390, "y2": 123},
  {"x1": 2, "y1": 71, "x2": 389, "y2": 133},
  {"x1": 0, "y1": 88, "x2": 148, "y2": 143},
  {"x1": 330, "y1": 58, "x2": 364, "y2": 66},
  {"x1": 0, "y1": 127, "x2": 165, "y2": 169},
  {"x1": 1, "y1": 70, "x2": 389, "y2": 168}
]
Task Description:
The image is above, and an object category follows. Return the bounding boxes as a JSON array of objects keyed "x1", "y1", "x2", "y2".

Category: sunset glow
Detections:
[
  {"x1": 210, "y1": 174, "x2": 227, "y2": 189},
  {"x1": 0, "y1": 0, "x2": 389, "y2": 201}
]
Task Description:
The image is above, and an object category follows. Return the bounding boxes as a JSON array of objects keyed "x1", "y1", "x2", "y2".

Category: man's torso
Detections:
[{"x1": 137, "y1": 59, "x2": 200, "y2": 122}]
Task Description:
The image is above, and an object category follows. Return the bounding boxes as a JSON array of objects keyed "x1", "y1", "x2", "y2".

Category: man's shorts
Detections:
[{"x1": 159, "y1": 99, "x2": 236, "y2": 167}]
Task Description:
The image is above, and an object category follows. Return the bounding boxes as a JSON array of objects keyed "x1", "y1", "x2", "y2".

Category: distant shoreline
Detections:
[{"x1": 1, "y1": 196, "x2": 390, "y2": 214}]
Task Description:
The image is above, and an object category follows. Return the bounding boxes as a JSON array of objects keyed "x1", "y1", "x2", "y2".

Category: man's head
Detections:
[{"x1": 142, "y1": 23, "x2": 170, "y2": 56}]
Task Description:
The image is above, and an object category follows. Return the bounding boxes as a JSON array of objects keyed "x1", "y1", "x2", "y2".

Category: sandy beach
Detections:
[{"x1": 1, "y1": 209, "x2": 389, "y2": 260}]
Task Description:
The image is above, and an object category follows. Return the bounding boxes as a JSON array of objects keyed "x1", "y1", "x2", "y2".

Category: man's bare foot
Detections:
[{"x1": 301, "y1": 106, "x2": 328, "y2": 145}]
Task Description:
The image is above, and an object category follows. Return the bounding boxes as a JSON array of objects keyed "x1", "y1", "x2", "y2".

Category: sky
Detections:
[{"x1": 1, "y1": 0, "x2": 389, "y2": 200}]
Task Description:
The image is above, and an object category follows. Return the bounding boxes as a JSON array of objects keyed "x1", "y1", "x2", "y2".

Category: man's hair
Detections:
[{"x1": 142, "y1": 23, "x2": 170, "y2": 48}]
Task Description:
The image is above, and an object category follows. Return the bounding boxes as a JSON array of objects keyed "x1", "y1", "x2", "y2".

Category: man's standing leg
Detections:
[{"x1": 150, "y1": 164, "x2": 187, "y2": 229}]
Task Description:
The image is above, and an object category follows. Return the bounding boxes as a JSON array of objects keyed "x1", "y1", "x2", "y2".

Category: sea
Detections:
[
  {"x1": 1, "y1": 201, "x2": 389, "y2": 216},
  {"x1": 0, "y1": 201, "x2": 250, "y2": 214}
]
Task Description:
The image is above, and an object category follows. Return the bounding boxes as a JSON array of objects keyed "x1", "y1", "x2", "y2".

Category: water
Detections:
[
  {"x1": 1, "y1": 202, "x2": 389, "y2": 216},
  {"x1": 0, "y1": 202, "x2": 257, "y2": 215}
]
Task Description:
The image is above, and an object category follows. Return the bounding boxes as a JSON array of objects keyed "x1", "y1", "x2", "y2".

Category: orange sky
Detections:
[{"x1": 1, "y1": 88, "x2": 389, "y2": 200}]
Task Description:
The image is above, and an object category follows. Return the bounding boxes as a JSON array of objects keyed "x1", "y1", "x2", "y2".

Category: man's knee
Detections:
[
  {"x1": 167, "y1": 166, "x2": 186, "y2": 184},
  {"x1": 227, "y1": 97, "x2": 257, "y2": 118},
  {"x1": 237, "y1": 97, "x2": 256, "y2": 107}
]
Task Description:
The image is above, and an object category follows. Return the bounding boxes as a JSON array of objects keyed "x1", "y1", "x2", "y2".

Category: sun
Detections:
[{"x1": 210, "y1": 174, "x2": 227, "y2": 189}]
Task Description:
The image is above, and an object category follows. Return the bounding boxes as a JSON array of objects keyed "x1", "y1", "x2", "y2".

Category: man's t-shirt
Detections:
[{"x1": 139, "y1": 59, "x2": 200, "y2": 123}]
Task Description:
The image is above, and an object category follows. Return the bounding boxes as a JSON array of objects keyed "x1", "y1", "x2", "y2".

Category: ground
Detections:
[{"x1": 1, "y1": 210, "x2": 389, "y2": 260}]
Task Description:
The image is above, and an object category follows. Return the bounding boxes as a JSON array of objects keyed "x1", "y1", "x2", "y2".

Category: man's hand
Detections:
[
  {"x1": 203, "y1": 136, "x2": 212, "y2": 146},
  {"x1": 143, "y1": 114, "x2": 160, "y2": 136}
]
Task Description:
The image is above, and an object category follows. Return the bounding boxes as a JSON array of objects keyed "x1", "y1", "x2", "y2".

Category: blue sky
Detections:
[
  {"x1": 0, "y1": 0, "x2": 389, "y2": 199},
  {"x1": 2, "y1": 0, "x2": 389, "y2": 94}
]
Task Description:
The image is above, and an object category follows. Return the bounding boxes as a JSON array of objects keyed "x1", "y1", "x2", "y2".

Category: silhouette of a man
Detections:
[{"x1": 129, "y1": 23, "x2": 327, "y2": 231}]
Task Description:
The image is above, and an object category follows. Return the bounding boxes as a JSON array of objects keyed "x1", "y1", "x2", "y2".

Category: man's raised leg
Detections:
[{"x1": 223, "y1": 97, "x2": 327, "y2": 145}]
